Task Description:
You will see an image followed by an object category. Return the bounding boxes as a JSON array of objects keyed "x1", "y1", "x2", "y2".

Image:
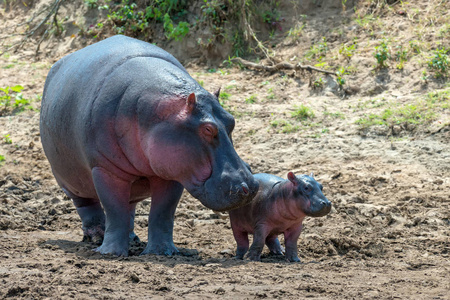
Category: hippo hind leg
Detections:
[
  {"x1": 71, "y1": 196, "x2": 106, "y2": 245},
  {"x1": 265, "y1": 235, "x2": 285, "y2": 256}
]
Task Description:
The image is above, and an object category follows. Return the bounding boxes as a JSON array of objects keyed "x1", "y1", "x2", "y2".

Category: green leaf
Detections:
[{"x1": 11, "y1": 85, "x2": 24, "y2": 93}]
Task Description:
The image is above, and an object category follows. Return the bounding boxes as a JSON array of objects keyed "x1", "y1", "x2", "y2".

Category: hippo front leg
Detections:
[
  {"x1": 141, "y1": 178, "x2": 183, "y2": 256},
  {"x1": 247, "y1": 224, "x2": 269, "y2": 261},
  {"x1": 284, "y1": 224, "x2": 303, "y2": 262},
  {"x1": 92, "y1": 167, "x2": 133, "y2": 257}
]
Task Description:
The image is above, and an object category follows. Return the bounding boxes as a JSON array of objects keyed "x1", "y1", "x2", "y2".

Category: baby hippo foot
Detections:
[
  {"x1": 82, "y1": 225, "x2": 105, "y2": 245},
  {"x1": 266, "y1": 237, "x2": 285, "y2": 256},
  {"x1": 141, "y1": 242, "x2": 179, "y2": 256},
  {"x1": 285, "y1": 252, "x2": 301, "y2": 263},
  {"x1": 246, "y1": 249, "x2": 262, "y2": 261},
  {"x1": 235, "y1": 246, "x2": 249, "y2": 260}
]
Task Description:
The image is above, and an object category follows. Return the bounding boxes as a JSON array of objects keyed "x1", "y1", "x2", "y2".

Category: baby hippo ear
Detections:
[
  {"x1": 287, "y1": 172, "x2": 298, "y2": 186},
  {"x1": 310, "y1": 172, "x2": 314, "y2": 179},
  {"x1": 186, "y1": 92, "x2": 196, "y2": 112}
]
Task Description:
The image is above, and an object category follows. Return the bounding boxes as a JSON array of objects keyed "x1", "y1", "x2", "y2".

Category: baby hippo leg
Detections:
[
  {"x1": 247, "y1": 225, "x2": 269, "y2": 261},
  {"x1": 284, "y1": 224, "x2": 303, "y2": 262},
  {"x1": 265, "y1": 235, "x2": 284, "y2": 255},
  {"x1": 232, "y1": 229, "x2": 249, "y2": 259}
]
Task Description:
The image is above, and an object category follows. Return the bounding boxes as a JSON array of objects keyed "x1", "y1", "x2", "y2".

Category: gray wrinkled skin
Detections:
[{"x1": 40, "y1": 35, "x2": 258, "y2": 256}]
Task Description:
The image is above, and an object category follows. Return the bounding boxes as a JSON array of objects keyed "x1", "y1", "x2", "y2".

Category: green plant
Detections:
[
  {"x1": 266, "y1": 88, "x2": 276, "y2": 100},
  {"x1": 427, "y1": 48, "x2": 449, "y2": 78},
  {"x1": 84, "y1": 0, "x2": 99, "y2": 9},
  {"x1": 312, "y1": 77, "x2": 324, "y2": 89},
  {"x1": 106, "y1": 0, "x2": 190, "y2": 40},
  {"x1": 219, "y1": 92, "x2": 231, "y2": 103},
  {"x1": 374, "y1": 40, "x2": 390, "y2": 68},
  {"x1": 336, "y1": 67, "x2": 348, "y2": 87},
  {"x1": 0, "y1": 85, "x2": 32, "y2": 116},
  {"x1": 287, "y1": 23, "x2": 305, "y2": 40},
  {"x1": 245, "y1": 95, "x2": 257, "y2": 104},
  {"x1": 339, "y1": 40, "x2": 357, "y2": 59},
  {"x1": 270, "y1": 119, "x2": 300, "y2": 133},
  {"x1": 0, "y1": 155, "x2": 5, "y2": 163},
  {"x1": 163, "y1": 13, "x2": 190, "y2": 41},
  {"x1": 306, "y1": 37, "x2": 328, "y2": 60},
  {"x1": 355, "y1": 101, "x2": 436, "y2": 129},
  {"x1": 3, "y1": 134, "x2": 12, "y2": 144},
  {"x1": 324, "y1": 111, "x2": 345, "y2": 119},
  {"x1": 421, "y1": 70, "x2": 429, "y2": 83},
  {"x1": 291, "y1": 104, "x2": 315, "y2": 121},
  {"x1": 409, "y1": 40, "x2": 421, "y2": 54},
  {"x1": 394, "y1": 45, "x2": 408, "y2": 70}
]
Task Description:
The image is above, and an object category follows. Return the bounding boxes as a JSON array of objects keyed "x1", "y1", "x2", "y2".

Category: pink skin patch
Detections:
[
  {"x1": 146, "y1": 139, "x2": 212, "y2": 186},
  {"x1": 155, "y1": 93, "x2": 196, "y2": 121}
]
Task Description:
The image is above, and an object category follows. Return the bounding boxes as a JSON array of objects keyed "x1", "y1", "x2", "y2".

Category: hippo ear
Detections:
[
  {"x1": 310, "y1": 172, "x2": 314, "y2": 178},
  {"x1": 213, "y1": 87, "x2": 221, "y2": 100},
  {"x1": 186, "y1": 93, "x2": 196, "y2": 112},
  {"x1": 287, "y1": 172, "x2": 298, "y2": 185}
]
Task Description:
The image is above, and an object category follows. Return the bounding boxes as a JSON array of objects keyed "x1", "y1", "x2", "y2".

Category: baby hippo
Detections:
[{"x1": 228, "y1": 172, "x2": 331, "y2": 262}]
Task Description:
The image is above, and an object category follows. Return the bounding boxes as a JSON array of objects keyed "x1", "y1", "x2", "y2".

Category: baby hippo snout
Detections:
[{"x1": 308, "y1": 196, "x2": 332, "y2": 217}]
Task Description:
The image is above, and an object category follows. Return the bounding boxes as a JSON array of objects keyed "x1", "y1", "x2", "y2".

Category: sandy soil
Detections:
[{"x1": 1, "y1": 1, "x2": 449, "y2": 299}]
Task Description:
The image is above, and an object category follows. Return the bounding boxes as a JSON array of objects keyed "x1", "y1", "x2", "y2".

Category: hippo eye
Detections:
[
  {"x1": 201, "y1": 123, "x2": 218, "y2": 142},
  {"x1": 304, "y1": 184, "x2": 312, "y2": 193}
]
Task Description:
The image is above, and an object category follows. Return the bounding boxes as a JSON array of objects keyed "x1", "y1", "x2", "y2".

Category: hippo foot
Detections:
[
  {"x1": 95, "y1": 243, "x2": 129, "y2": 257},
  {"x1": 268, "y1": 247, "x2": 285, "y2": 256},
  {"x1": 129, "y1": 232, "x2": 140, "y2": 244},
  {"x1": 285, "y1": 255, "x2": 301, "y2": 263},
  {"x1": 246, "y1": 251, "x2": 262, "y2": 261},
  {"x1": 82, "y1": 225, "x2": 105, "y2": 245},
  {"x1": 141, "y1": 243, "x2": 180, "y2": 256},
  {"x1": 235, "y1": 253, "x2": 245, "y2": 260}
]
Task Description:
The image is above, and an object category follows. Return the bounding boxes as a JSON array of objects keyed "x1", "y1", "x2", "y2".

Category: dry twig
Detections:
[
  {"x1": 2, "y1": 0, "x2": 65, "y2": 54},
  {"x1": 230, "y1": 57, "x2": 337, "y2": 76}
]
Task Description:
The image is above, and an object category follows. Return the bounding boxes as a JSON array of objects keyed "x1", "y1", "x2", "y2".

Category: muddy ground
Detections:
[{"x1": 1, "y1": 0, "x2": 449, "y2": 299}]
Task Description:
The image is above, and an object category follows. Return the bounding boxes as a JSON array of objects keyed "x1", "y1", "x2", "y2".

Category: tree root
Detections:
[
  {"x1": 1, "y1": 0, "x2": 65, "y2": 54},
  {"x1": 230, "y1": 57, "x2": 337, "y2": 76}
]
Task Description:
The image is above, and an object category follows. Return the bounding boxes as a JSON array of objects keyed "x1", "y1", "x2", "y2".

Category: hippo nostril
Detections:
[{"x1": 241, "y1": 183, "x2": 249, "y2": 195}]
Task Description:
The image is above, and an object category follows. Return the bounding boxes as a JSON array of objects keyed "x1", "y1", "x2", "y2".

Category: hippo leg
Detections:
[
  {"x1": 231, "y1": 230, "x2": 249, "y2": 259},
  {"x1": 284, "y1": 224, "x2": 303, "y2": 262},
  {"x1": 129, "y1": 203, "x2": 140, "y2": 243},
  {"x1": 72, "y1": 197, "x2": 105, "y2": 245},
  {"x1": 92, "y1": 167, "x2": 133, "y2": 257},
  {"x1": 247, "y1": 225, "x2": 268, "y2": 261},
  {"x1": 141, "y1": 179, "x2": 183, "y2": 256},
  {"x1": 265, "y1": 235, "x2": 284, "y2": 255}
]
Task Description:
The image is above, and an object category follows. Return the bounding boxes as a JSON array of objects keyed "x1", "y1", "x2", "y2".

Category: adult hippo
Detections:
[{"x1": 40, "y1": 35, "x2": 259, "y2": 257}]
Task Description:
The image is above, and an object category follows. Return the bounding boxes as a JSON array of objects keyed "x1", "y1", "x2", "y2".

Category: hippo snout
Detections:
[
  {"x1": 238, "y1": 179, "x2": 259, "y2": 203},
  {"x1": 308, "y1": 197, "x2": 332, "y2": 217}
]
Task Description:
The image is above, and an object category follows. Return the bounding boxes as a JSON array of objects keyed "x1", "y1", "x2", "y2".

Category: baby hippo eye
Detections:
[{"x1": 304, "y1": 184, "x2": 312, "y2": 192}]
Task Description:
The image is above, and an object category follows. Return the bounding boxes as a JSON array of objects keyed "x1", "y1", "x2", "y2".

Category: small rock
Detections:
[{"x1": 130, "y1": 273, "x2": 140, "y2": 283}]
